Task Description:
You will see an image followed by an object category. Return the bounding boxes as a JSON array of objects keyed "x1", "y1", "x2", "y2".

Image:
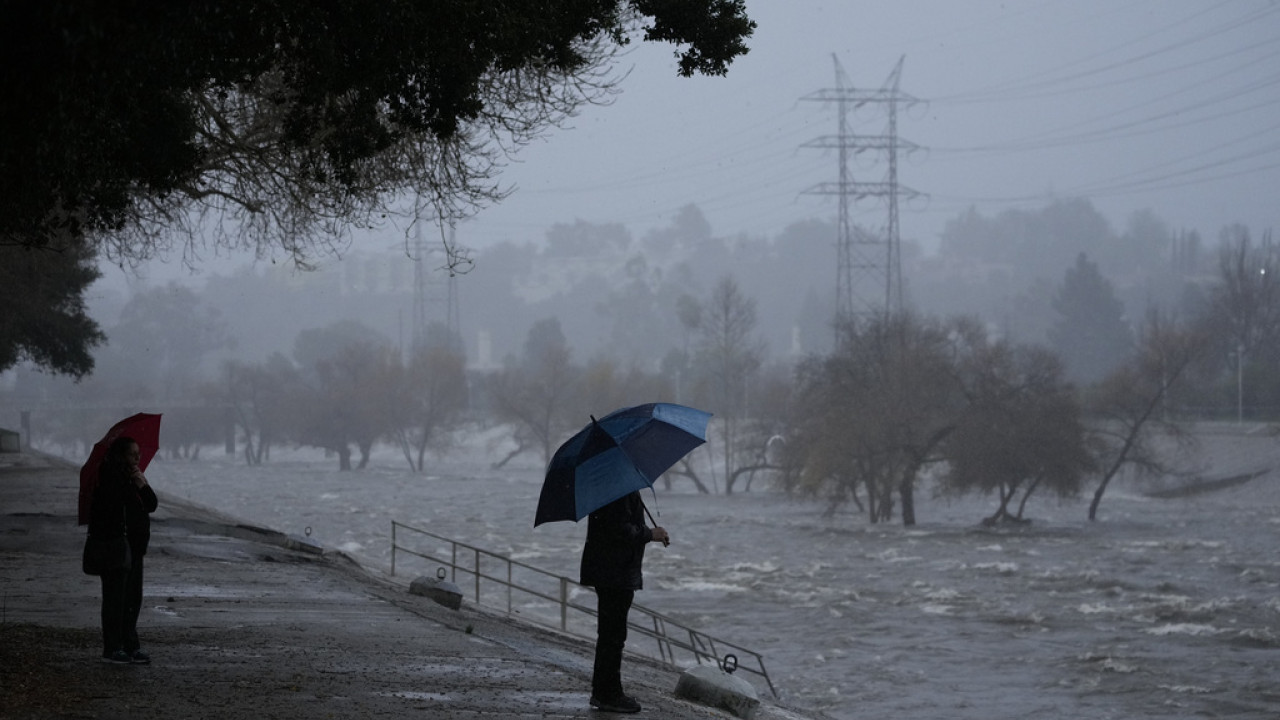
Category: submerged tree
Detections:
[
  {"x1": 1085, "y1": 309, "x2": 1205, "y2": 520},
  {"x1": 289, "y1": 321, "x2": 396, "y2": 470},
  {"x1": 688, "y1": 277, "x2": 764, "y2": 494},
  {"x1": 790, "y1": 313, "x2": 957, "y2": 525},
  {"x1": 388, "y1": 326, "x2": 469, "y2": 472},
  {"x1": 220, "y1": 353, "x2": 300, "y2": 466},
  {"x1": 486, "y1": 318, "x2": 579, "y2": 467},
  {"x1": 941, "y1": 324, "x2": 1092, "y2": 524}
]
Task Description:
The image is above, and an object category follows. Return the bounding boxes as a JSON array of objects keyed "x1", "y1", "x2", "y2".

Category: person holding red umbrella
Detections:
[{"x1": 87, "y1": 436, "x2": 158, "y2": 664}]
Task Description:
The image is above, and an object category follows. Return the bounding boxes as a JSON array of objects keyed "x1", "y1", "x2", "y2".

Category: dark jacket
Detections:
[
  {"x1": 88, "y1": 465, "x2": 159, "y2": 556},
  {"x1": 580, "y1": 491, "x2": 653, "y2": 590}
]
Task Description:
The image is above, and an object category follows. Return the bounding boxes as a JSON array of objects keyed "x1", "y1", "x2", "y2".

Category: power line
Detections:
[{"x1": 801, "y1": 55, "x2": 922, "y2": 325}]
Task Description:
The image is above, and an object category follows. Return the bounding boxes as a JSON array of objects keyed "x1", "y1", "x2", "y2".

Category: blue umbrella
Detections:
[{"x1": 534, "y1": 403, "x2": 712, "y2": 526}]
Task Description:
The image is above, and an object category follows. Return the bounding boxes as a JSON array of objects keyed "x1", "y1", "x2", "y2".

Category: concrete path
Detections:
[{"x1": 0, "y1": 452, "x2": 819, "y2": 719}]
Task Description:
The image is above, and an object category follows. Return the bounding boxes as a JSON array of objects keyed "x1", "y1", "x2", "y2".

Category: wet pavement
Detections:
[{"x1": 0, "y1": 451, "x2": 820, "y2": 719}]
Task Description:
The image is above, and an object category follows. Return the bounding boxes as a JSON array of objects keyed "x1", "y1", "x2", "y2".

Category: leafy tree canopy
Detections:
[
  {"x1": 0, "y1": 1, "x2": 755, "y2": 265},
  {"x1": 0, "y1": 1, "x2": 751, "y2": 377},
  {"x1": 0, "y1": 244, "x2": 103, "y2": 378}
]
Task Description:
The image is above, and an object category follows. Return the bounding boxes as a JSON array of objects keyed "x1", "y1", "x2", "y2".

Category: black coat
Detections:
[
  {"x1": 88, "y1": 465, "x2": 158, "y2": 556},
  {"x1": 580, "y1": 491, "x2": 653, "y2": 590}
]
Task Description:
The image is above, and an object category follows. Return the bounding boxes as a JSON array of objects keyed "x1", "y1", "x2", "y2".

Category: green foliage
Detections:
[
  {"x1": 0, "y1": 243, "x2": 103, "y2": 377},
  {"x1": 0, "y1": 1, "x2": 754, "y2": 261}
]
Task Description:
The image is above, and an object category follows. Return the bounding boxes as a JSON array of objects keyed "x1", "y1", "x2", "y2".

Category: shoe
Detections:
[
  {"x1": 589, "y1": 693, "x2": 641, "y2": 713},
  {"x1": 101, "y1": 650, "x2": 132, "y2": 664},
  {"x1": 130, "y1": 650, "x2": 151, "y2": 665}
]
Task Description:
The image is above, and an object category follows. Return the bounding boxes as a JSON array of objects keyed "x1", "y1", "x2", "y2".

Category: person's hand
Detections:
[
  {"x1": 131, "y1": 470, "x2": 147, "y2": 488},
  {"x1": 651, "y1": 527, "x2": 670, "y2": 547}
]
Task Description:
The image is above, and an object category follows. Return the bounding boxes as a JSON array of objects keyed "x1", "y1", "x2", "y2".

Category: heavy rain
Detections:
[{"x1": 3, "y1": 2, "x2": 1280, "y2": 718}]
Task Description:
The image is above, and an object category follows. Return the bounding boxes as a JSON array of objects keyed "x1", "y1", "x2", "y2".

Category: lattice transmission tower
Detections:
[
  {"x1": 410, "y1": 220, "x2": 461, "y2": 355},
  {"x1": 801, "y1": 55, "x2": 921, "y2": 327}
]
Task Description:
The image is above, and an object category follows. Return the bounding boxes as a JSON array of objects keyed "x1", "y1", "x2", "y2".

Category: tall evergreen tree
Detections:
[{"x1": 1048, "y1": 253, "x2": 1134, "y2": 386}]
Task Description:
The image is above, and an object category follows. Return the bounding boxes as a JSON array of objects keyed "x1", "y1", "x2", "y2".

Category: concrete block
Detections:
[
  {"x1": 673, "y1": 663, "x2": 760, "y2": 719},
  {"x1": 410, "y1": 574, "x2": 463, "y2": 610},
  {"x1": 285, "y1": 534, "x2": 324, "y2": 554}
]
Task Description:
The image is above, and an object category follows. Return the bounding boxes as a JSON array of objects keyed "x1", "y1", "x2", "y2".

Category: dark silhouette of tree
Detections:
[
  {"x1": 2, "y1": 2, "x2": 755, "y2": 260},
  {"x1": 1201, "y1": 226, "x2": 1280, "y2": 419},
  {"x1": 1048, "y1": 253, "x2": 1133, "y2": 385},
  {"x1": 487, "y1": 318, "x2": 579, "y2": 466},
  {"x1": 101, "y1": 283, "x2": 232, "y2": 400},
  {"x1": 0, "y1": 242, "x2": 103, "y2": 377},
  {"x1": 688, "y1": 277, "x2": 763, "y2": 494},
  {"x1": 941, "y1": 324, "x2": 1092, "y2": 524},
  {"x1": 220, "y1": 353, "x2": 300, "y2": 466},
  {"x1": 289, "y1": 321, "x2": 394, "y2": 470},
  {"x1": 1, "y1": 2, "x2": 753, "y2": 382},
  {"x1": 790, "y1": 313, "x2": 957, "y2": 524},
  {"x1": 389, "y1": 325, "x2": 469, "y2": 472},
  {"x1": 1085, "y1": 310, "x2": 1205, "y2": 520}
]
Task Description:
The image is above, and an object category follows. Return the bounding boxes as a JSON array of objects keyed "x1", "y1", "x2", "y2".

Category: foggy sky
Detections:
[
  {"x1": 457, "y1": 0, "x2": 1280, "y2": 248},
  {"x1": 102, "y1": 0, "x2": 1279, "y2": 289}
]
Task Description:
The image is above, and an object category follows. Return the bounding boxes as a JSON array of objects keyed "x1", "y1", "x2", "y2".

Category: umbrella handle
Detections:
[{"x1": 641, "y1": 502, "x2": 669, "y2": 546}]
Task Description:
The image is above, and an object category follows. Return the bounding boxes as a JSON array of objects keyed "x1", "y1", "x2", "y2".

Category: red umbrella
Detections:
[{"x1": 77, "y1": 413, "x2": 162, "y2": 525}]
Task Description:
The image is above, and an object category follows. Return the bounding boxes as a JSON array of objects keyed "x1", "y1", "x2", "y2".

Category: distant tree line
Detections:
[{"x1": 5, "y1": 202, "x2": 1277, "y2": 526}]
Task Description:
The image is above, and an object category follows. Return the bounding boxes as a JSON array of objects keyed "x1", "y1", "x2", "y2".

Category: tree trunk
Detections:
[
  {"x1": 983, "y1": 483, "x2": 1017, "y2": 525},
  {"x1": 356, "y1": 440, "x2": 372, "y2": 469},
  {"x1": 1088, "y1": 472, "x2": 1115, "y2": 521},
  {"x1": 899, "y1": 476, "x2": 916, "y2": 526},
  {"x1": 491, "y1": 441, "x2": 526, "y2": 469},
  {"x1": 668, "y1": 459, "x2": 711, "y2": 493},
  {"x1": 1015, "y1": 475, "x2": 1043, "y2": 519},
  {"x1": 394, "y1": 429, "x2": 415, "y2": 471},
  {"x1": 337, "y1": 445, "x2": 352, "y2": 471}
]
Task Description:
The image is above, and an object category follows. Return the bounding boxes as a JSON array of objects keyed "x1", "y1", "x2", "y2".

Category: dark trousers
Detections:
[
  {"x1": 591, "y1": 587, "x2": 634, "y2": 699},
  {"x1": 100, "y1": 554, "x2": 145, "y2": 655}
]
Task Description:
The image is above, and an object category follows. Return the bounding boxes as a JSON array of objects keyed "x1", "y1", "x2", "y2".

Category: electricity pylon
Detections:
[
  {"x1": 802, "y1": 55, "x2": 921, "y2": 328},
  {"x1": 411, "y1": 220, "x2": 461, "y2": 354}
]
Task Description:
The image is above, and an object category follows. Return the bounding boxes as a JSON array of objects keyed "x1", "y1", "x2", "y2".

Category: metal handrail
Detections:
[{"x1": 391, "y1": 520, "x2": 776, "y2": 697}]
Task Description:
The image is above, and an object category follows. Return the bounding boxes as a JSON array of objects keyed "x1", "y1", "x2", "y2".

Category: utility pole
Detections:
[{"x1": 802, "y1": 55, "x2": 921, "y2": 329}]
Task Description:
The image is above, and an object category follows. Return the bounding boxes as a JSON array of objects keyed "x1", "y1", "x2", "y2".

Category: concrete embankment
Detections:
[{"x1": 0, "y1": 451, "x2": 820, "y2": 719}]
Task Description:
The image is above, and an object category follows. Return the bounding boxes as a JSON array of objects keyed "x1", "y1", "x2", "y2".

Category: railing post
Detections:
[
  {"x1": 560, "y1": 577, "x2": 569, "y2": 631},
  {"x1": 383, "y1": 520, "x2": 775, "y2": 697}
]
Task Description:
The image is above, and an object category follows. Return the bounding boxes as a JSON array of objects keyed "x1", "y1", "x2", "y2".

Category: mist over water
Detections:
[{"x1": 137, "y1": 428, "x2": 1280, "y2": 720}]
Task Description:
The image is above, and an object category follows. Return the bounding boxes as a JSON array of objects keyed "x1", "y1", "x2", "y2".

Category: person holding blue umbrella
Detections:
[
  {"x1": 534, "y1": 402, "x2": 710, "y2": 713},
  {"x1": 580, "y1": 491, "x2": 669, "y2": 713}
]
